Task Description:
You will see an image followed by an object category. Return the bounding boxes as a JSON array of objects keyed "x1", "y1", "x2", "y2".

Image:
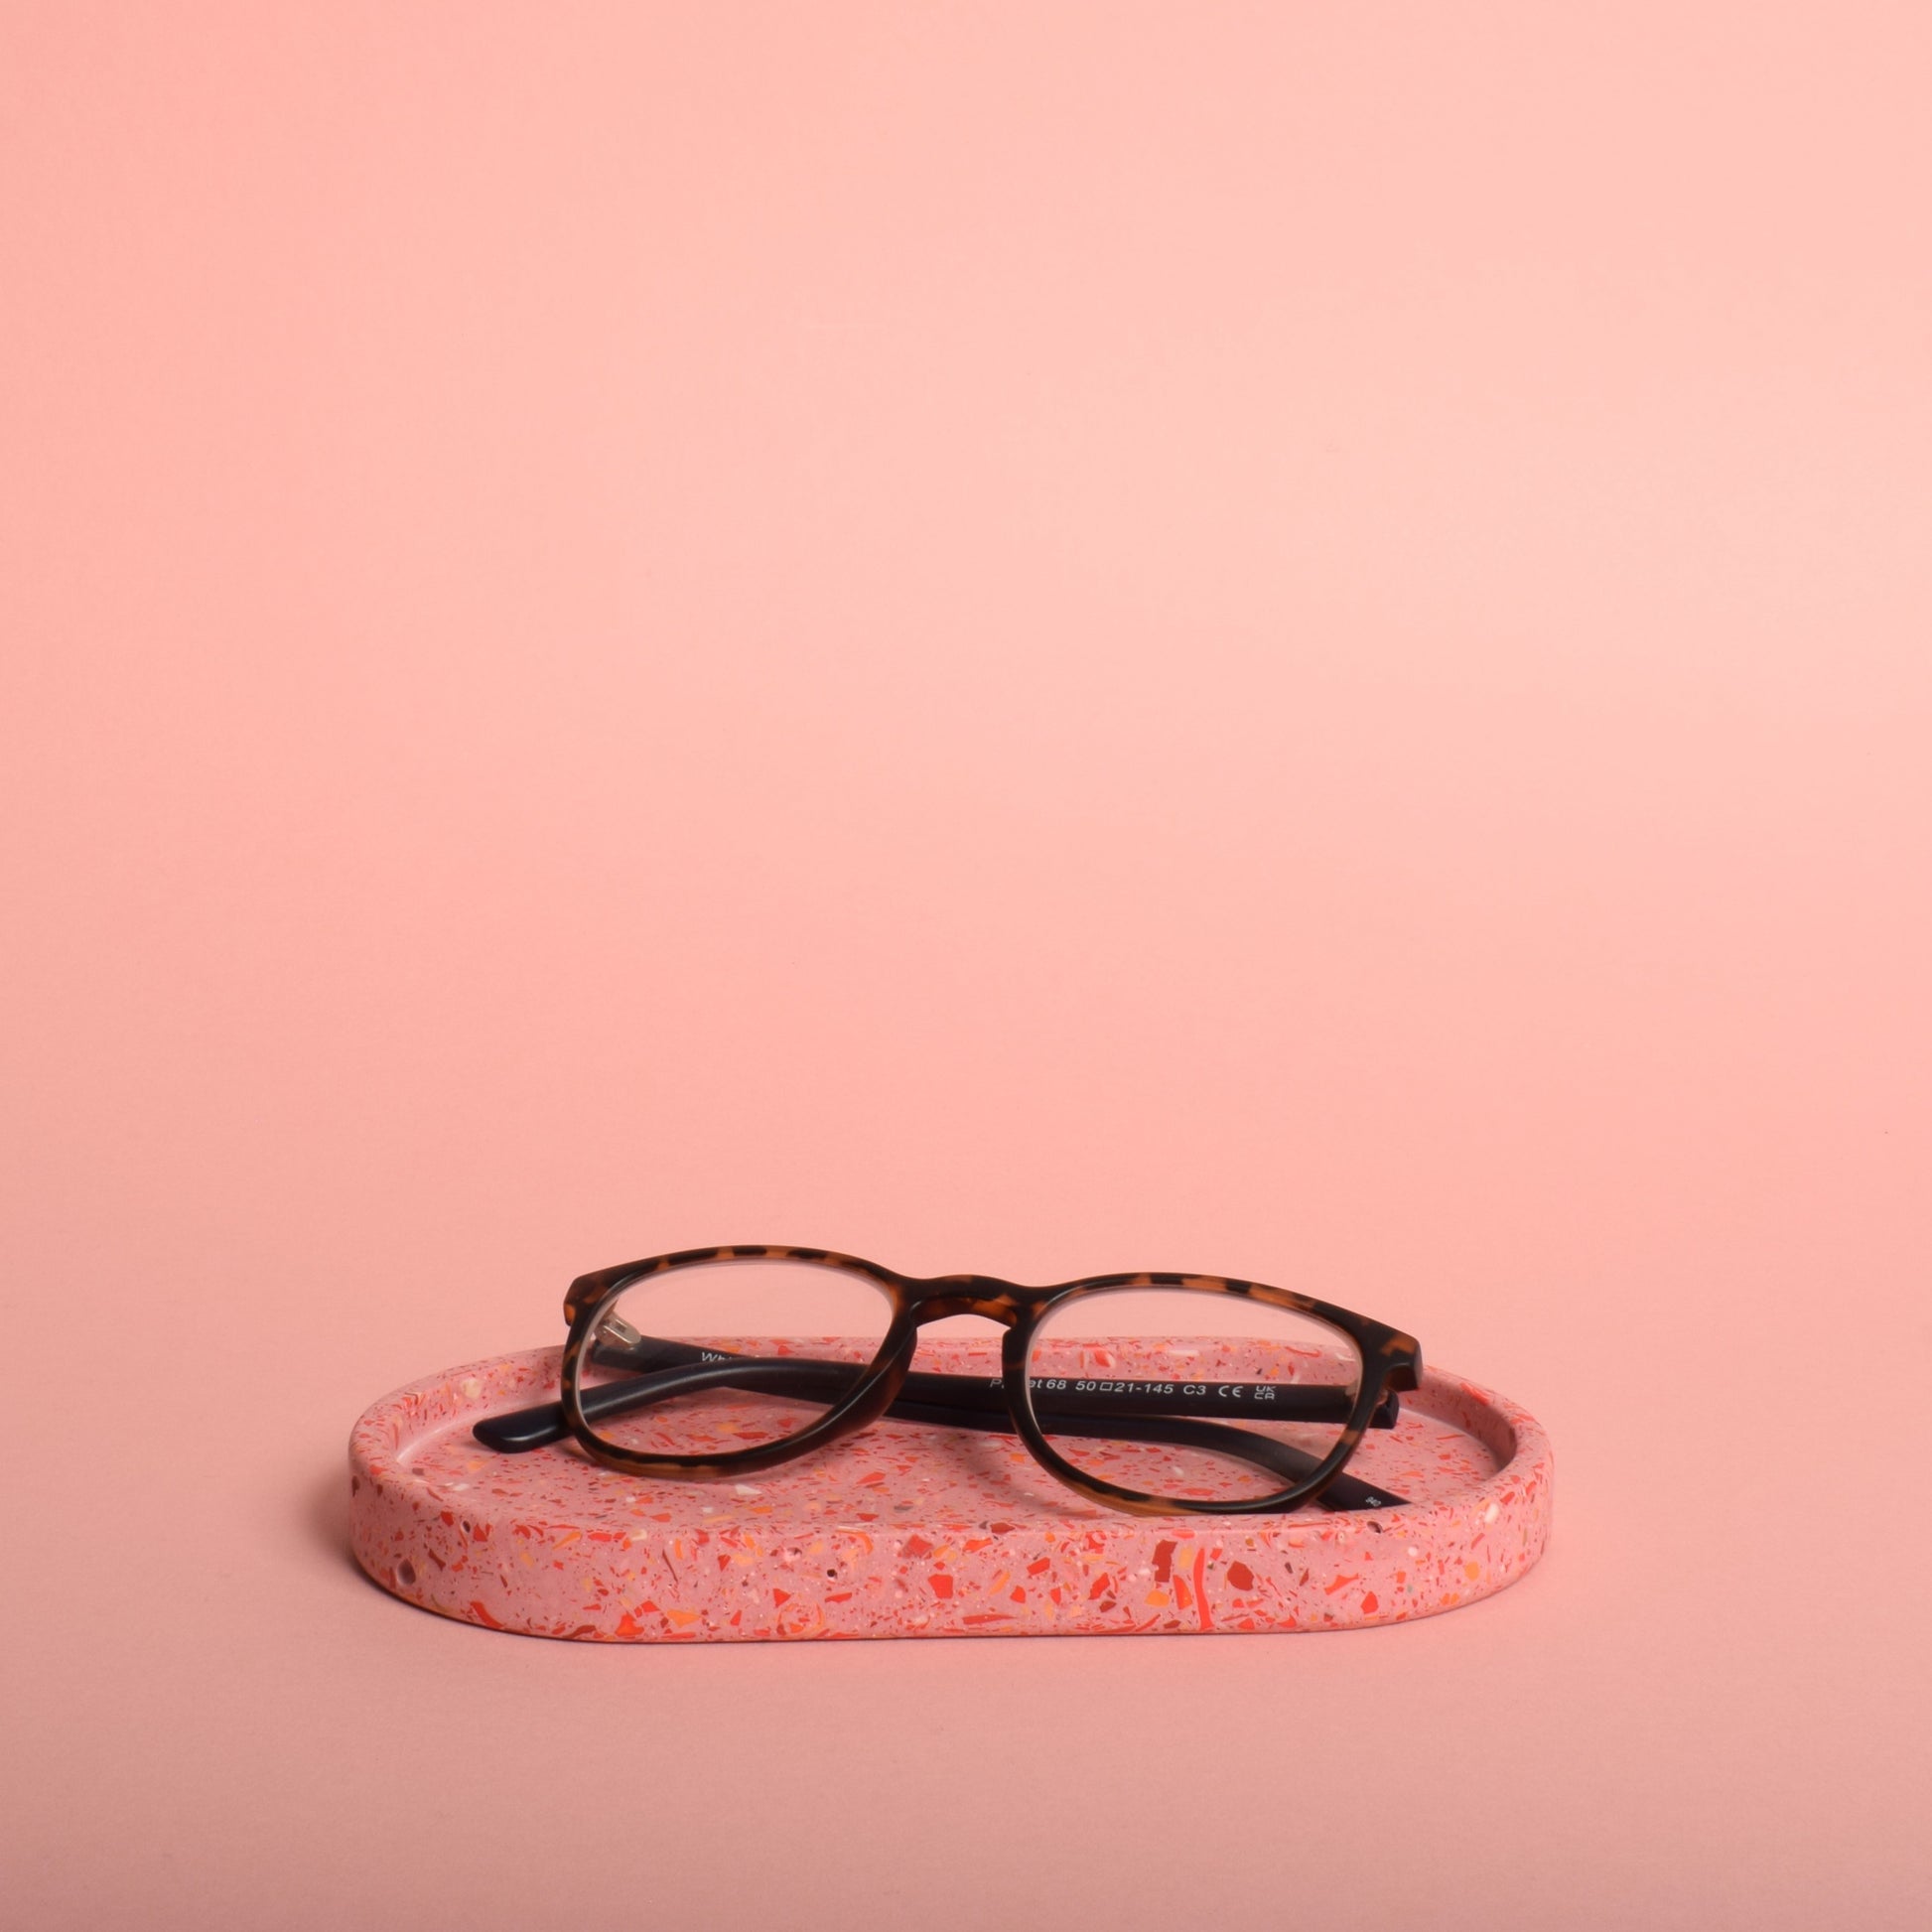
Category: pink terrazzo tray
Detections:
[{"x1": 348, "y1": 1340, "x2": 1552, "y2": 1640}]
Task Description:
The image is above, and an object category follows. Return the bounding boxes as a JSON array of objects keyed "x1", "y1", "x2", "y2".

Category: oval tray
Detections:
[{"x1": 348, "y1": 1341, "x2": 1552, "y2": 1641}]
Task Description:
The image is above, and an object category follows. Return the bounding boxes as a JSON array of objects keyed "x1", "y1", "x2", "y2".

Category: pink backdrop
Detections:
[{"x1": 4, "y1": 5, "x2": 1928, "y2": 1927}]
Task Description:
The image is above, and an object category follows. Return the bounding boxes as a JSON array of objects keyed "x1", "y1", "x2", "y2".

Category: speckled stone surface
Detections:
[{"x1": 348, "y1": 1341, "x2": 1552, "y2": 1639}]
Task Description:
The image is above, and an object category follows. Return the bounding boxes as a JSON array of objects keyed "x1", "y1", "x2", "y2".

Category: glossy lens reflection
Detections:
[
  {"x1": 574, "y1": 1259, "x2": 895, "y2": 1462},
  {"x1": 1024, "y1": 1288, "x2": 1363, "y2": 1503}
]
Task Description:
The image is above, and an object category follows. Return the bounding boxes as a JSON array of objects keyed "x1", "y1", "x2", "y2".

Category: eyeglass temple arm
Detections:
[
  {"x1": 472, "y1": 1350, "x2": 1409, "y2": 1511},
  {"x1": 887, "y1": 1392, "x2": 1410, "y2": 1511},
  {"x1": 599, "y1": 1333, "x2": 1398, "y2": 1426}
]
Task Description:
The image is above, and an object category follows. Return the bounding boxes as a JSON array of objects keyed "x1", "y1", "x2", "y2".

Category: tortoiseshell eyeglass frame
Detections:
[{"x1": 541, "y1": 1244, "x2": 1423, "y2": 1518}]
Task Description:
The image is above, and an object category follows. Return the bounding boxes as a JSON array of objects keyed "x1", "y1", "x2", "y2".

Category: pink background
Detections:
[{"x1": 4, "y1": 5, "x2": 1928, "y2": 1927}]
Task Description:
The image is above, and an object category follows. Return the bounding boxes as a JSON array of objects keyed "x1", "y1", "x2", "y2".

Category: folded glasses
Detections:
[{"x1": 476, "y1": 1245, "x2": 1424, "y2": 1516}]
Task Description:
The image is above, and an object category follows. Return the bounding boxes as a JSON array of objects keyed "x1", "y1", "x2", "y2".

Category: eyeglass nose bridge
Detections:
[{"x1": 904, "y1": 1276, "x2": 1030, "y2": 1327}]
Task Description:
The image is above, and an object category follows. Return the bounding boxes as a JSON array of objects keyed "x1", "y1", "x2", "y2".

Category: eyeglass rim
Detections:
[{"x1": 556, "y1": 1244, "x2": 1422, "y2": 1517}]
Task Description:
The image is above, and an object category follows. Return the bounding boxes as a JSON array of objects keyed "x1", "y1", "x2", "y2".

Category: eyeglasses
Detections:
[{"x1": 475, "y1": 1245, "x2": 1424, "y2": 1516}]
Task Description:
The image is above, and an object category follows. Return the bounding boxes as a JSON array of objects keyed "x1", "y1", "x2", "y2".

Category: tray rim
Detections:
[{"x1": 347, "y1": 1343, "x2": 1553, "y2": 1641}]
